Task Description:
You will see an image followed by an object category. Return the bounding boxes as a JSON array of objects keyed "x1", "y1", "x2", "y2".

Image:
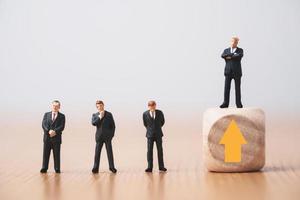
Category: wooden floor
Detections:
[{"x1": 1, "y1": 116, "x2": 300, "y2": 200}]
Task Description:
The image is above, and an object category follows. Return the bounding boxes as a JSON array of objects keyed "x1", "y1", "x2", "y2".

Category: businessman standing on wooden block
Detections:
[
  {"x1": 143, "y1": 100, "x2": 167, "y2": 173},
  {"x1": 40, "y1": 100, "x2": 66, "y2": 173},
  {"x1": 220, "y1": 36, "x2": 244, "y2": 108},
  {"x1": 91, "y1": 100, "x2": 117, "y2": 173}
]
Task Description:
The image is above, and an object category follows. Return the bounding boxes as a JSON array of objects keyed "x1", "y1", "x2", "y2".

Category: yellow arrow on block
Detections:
[{"x1": 219, "y1": 119, "x2": 247, "y2": 162}]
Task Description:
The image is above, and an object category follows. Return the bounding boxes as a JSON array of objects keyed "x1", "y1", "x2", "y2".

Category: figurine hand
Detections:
[{"x1": 49, "y1": 130, "x2": 56, "y2": 137}]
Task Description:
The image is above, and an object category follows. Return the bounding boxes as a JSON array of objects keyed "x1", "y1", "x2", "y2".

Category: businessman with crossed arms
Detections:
[{"x1": 220, "y1": 36, "x2": 244, "y2": 108}]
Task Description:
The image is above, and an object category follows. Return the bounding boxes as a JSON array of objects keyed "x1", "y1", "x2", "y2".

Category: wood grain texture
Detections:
[
  {"x1": 0, "y1": 116, "x2": 300, "y2": 200},
  {"x1": 203, "y1": 108, "x2": 265, "y2": 172}
]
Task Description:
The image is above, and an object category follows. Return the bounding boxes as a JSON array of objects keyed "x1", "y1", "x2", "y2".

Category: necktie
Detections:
[
  {"x1": 151, "y1": 111, "x2": 154, "y2": 119},
  {"x1": 52, "y1": 113, "x2": 56, "y2": 121}
]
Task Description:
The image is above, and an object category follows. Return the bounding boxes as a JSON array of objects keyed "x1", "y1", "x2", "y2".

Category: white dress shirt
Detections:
[
  {"x1": 98, "y1": 111, "x2": 105, "y2": 119},
  {"x1": 52, "y1": 112, "x2": 58, "y2": 121},
  {"x1": 231, "y1": 47, "x2": 237, "y2": 54},
  {"x1": 149, "y1": 110, "x2": 156, "y2": 119}
]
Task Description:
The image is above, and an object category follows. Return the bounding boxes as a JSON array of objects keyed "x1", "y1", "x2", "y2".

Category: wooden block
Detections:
[{"x1": 203, "y1": 108, "x2": 265, "y2": 172}]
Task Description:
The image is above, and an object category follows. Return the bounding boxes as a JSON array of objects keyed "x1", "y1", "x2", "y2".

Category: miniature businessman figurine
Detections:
[
  {"x1": 143, "y1": 100, "x2": 167, "y2": 172},
  {"x1": 220, "y1": 36, "x2": 244, "y2": 108},
  {"x1": 91, "y1": 100, "x2": 117, "y2": 173},
  {"x1": 40, "y1": 100, "x2": 66, "y2": 173}
]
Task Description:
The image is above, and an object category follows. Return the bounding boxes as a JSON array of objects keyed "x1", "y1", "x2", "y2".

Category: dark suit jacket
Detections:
[
  {"x1": 143, "y1": 109, "x2": 165, "y2": 138},
  {"x1": 92, "y1": 111, "x2": 115, "y2": 141},
  {"x1": 221, "y1": 47, "x2": 243, "y2": 77},
  {"x1": 42, "y1": 112, "x2": 66, "y2": 144}
]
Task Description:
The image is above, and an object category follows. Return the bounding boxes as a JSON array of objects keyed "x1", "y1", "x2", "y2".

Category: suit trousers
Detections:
[
  {"x1": 42, "y1": 141, "x2": 61, "y2": 170},
  {"x1": 223, "y1": 75, "x2": 242, "y2": 106},
  {"x1": 93, "y1": 139, "x2": 115, "y2": 170},
  {"x1": 147, "y1": 137, "x2": 165, "y2": 169}
]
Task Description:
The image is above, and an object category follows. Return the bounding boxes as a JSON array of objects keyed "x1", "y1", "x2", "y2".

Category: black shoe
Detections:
[
  {"x1": 145, "y1": 168, "x2": 153, "y2": 173},
  {"x1": 219, "y1": 103, "x2": 229, "y2": 108},
  {"x1": 55, "y1": 169, "x2": 61, "y2": 173},
  {"x1": 236, "y1": 104, "x2": 243, "y2": 108},
  {"x1": 159, "y1": 167, "x2": 167, "y2": 172},
  {"x1": 92, "y1": 168, "x2": 99, "y2": 174},
  {"x1": 109, "y1": 168, "x2": 117, "y2": 173},
  {"x1": 40, "y1": 168, "x2": 47, "y2": 173}
]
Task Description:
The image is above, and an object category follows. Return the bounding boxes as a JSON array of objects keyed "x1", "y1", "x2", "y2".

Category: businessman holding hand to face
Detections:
[
  {"x1": 220, "y1": 36, "x2": 244, "y2": 108},
  {"x1": 91, "y1": 100, "x2": 117, "y2": 173},
  {"x1": 40, "y1": 100, "x2": 65, "y2": 173},
  {"x1": 143, "y1": 100, "x2": 167, "y2": 173}
]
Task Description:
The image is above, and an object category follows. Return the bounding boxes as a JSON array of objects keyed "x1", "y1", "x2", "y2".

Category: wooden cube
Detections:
[{"x1": 203, "y1": 108, "x2": 265, "y2": 172}]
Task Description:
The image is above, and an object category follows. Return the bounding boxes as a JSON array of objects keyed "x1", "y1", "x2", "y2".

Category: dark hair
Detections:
[
  {"x1": 96, "y1": 100, "x2": 104, "y2": 105},
  {"x1": 52, "y1": 100, "x2": 61, "y2": 105},
  {"x1": 148, "y1": 100, "x2": 156, "y2": 106}
]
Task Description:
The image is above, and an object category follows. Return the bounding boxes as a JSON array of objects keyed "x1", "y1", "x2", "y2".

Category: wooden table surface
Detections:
[{"x1": 1, "y1": 116, "x2": 300, "y2": 200}]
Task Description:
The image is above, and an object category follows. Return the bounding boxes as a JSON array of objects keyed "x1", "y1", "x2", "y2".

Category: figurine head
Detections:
[
  {"x1": 51, "y1": 100, "x2": 61, "y2": 112},
  {"x1": 148, "y1": 100, "x2": 156, "y2": 111},
  {"x1": 231, "y1": 37, "x2": 239, "y2": 48},
  {"x1": 96, "y1": 100, "x2": 105, "y2": 112}
]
